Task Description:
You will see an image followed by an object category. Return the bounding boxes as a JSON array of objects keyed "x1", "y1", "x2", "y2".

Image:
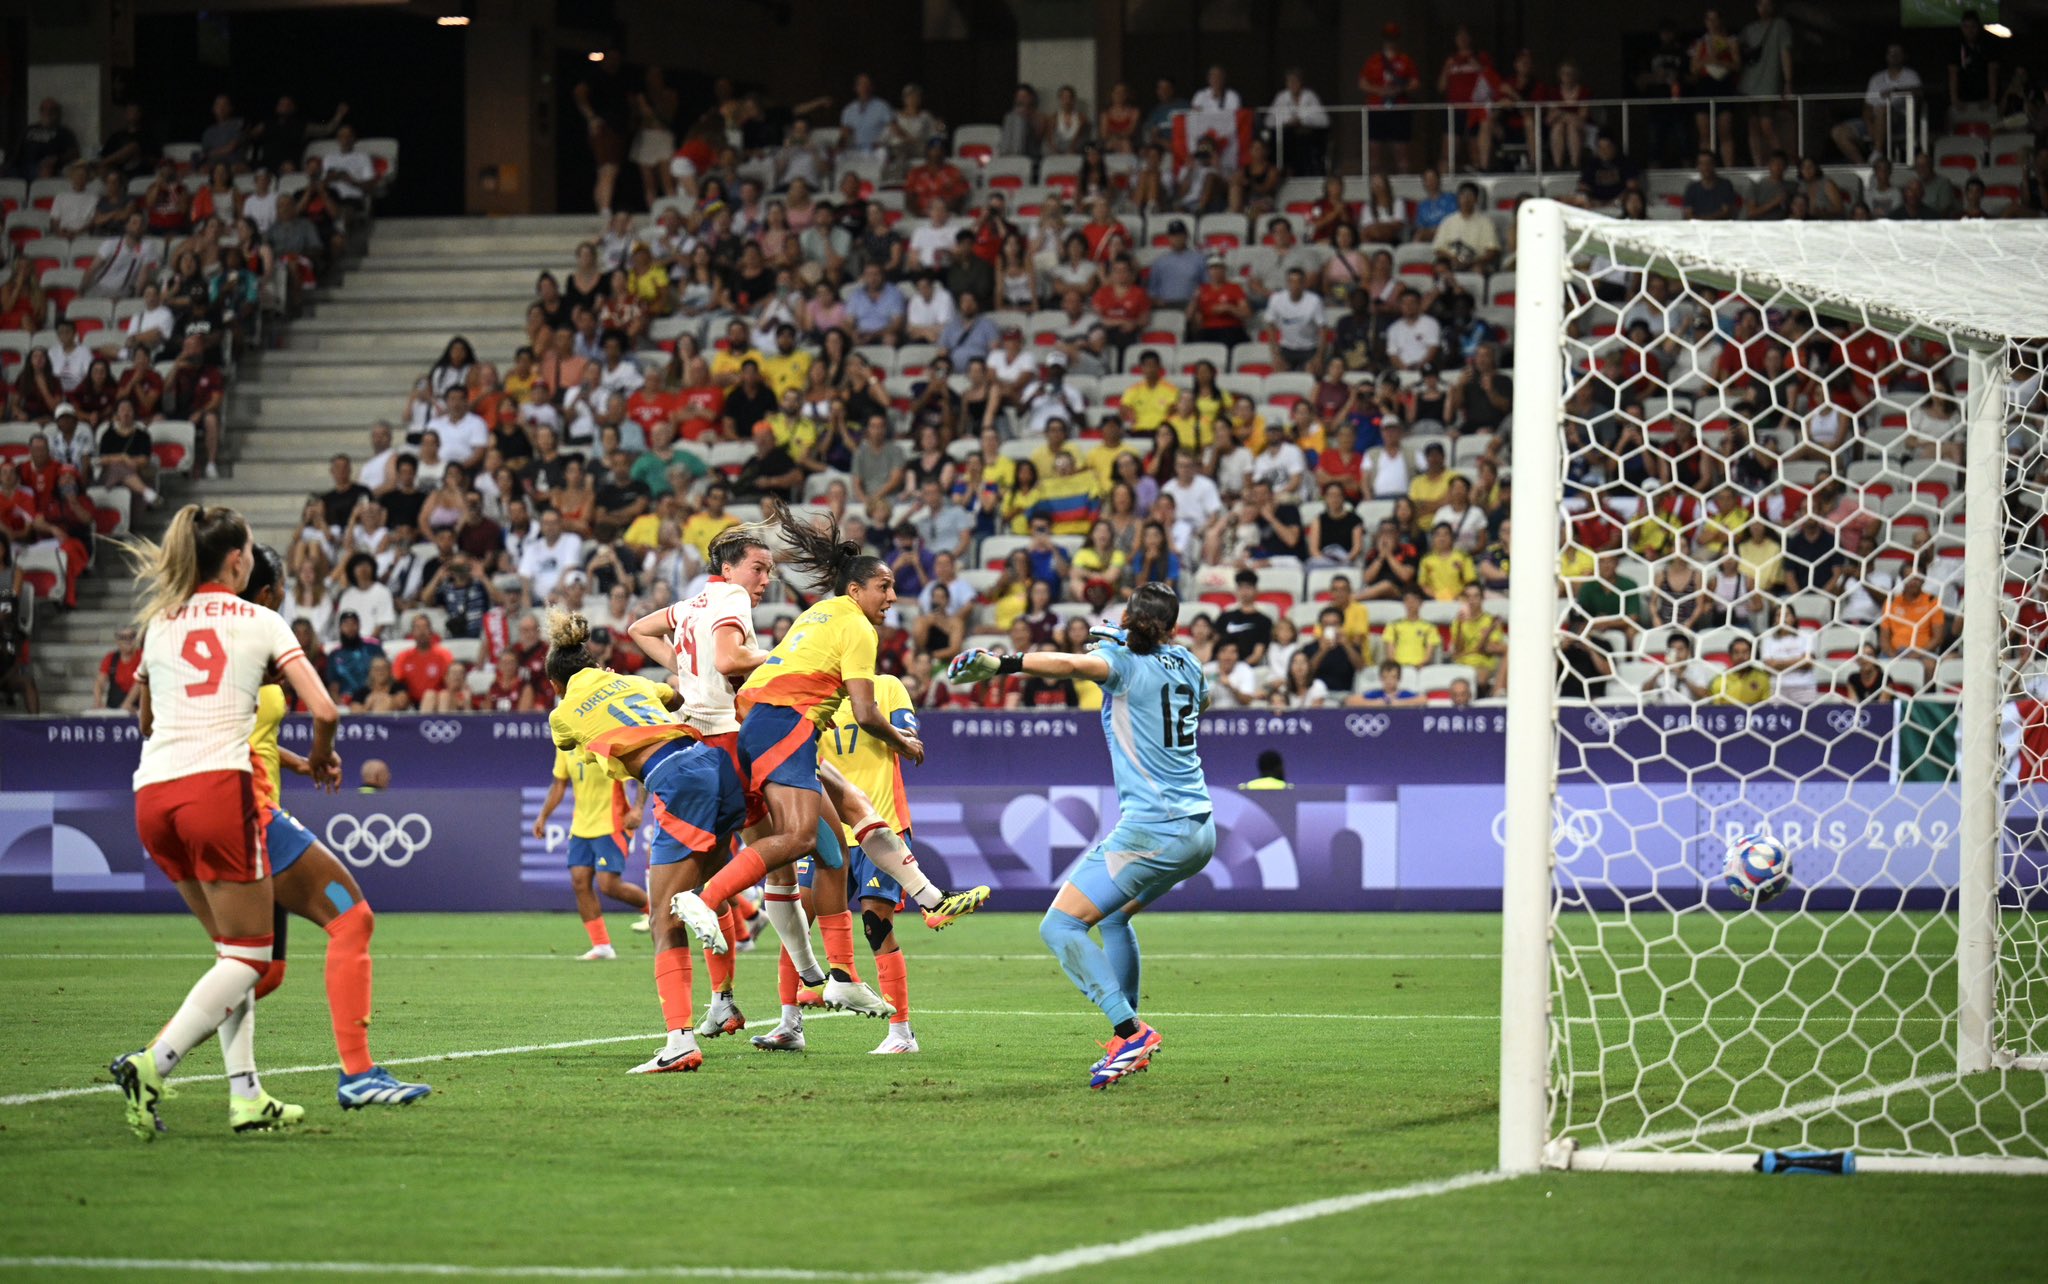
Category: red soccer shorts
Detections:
[{"x1": 136, "y1": 769, "x2": 269, "y2": 883}]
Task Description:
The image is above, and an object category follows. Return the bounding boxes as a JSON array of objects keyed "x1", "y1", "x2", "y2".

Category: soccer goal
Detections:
[{"x1": 1499, "y1": 201, "x2": 2048, "y2": 1175}]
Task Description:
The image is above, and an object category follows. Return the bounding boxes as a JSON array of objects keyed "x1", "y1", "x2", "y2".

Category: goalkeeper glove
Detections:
[
  {"x1": 1086, "y1": 623, "x2": 1127, "y2": 650},
  {"x1": 948, "y1": 649, "x2": 1005, "y2": 684}
]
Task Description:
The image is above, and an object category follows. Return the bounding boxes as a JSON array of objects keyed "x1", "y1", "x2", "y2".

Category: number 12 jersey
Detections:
[{"x1": 1094, "y1": 642, "x2": 1211, "y2": 825}]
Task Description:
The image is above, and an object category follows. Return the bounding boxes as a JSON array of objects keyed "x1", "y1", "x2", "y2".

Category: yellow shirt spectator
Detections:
[
  {"x1": 1735, "y1": 533, "x2": 1783, "y2": 593},
  {"x1": 627, "y1": 263, "x2": 672, "y2": 309},
  {"x1": 1700, "y1": 504, "x2": 1750, "y2": 554},
  {"x1": 1030, "y1": 440, "x2": 1088, "y2": 478},
  {"x1": 683, "y1": 510, "x2": 738, "y2": 558},
  {"x1": 1382, "y1": 617, "x2": 1439, "y2": 667},
  {"x1": 1338, "y1": 601, "x2": 1373, "y2": 651},
  {"x1": 1713, "y1": 666, "x2": 1772, "y2": 706},
  {"x1": 1166, "y1": 410, "x2": 1213, "y2": 452},
  {"x1": 1085, "y1": 440, "x2": 1140, "y2": 487},
  {"x1": 757, "y1": 349, "x2": 814, "y2": 399},
  {"x1": 1559, "y1": 544, "x2": 1596, "y2": 584},
  {"x1": 622, "y1": 512, "x2": 664, "y2": 550},
  {"x1": 1418, "y1": 549, "x2": 1476, "y2": 601},
  {"x1": 982, "y1": 454, "x2": 1017, "y2": 493},
  {"x1": 1408, "y1": 469, "x2": 1456, "y2": 522},
  {"x1": 711, "y1": 347, "x2": 758, "y2": 383},
  {"x1": 1449, "y1": 613, "x2": 1503, "y2": 670},
  {"x1": 1121, "y1": 378, "x2": 1179, "y2": 433},
  {"x1": 763, "y1": 411, "x2": 821, "y2": 459}
]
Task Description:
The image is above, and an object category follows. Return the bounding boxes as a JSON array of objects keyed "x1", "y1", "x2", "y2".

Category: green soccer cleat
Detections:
[
  {"x1": 108, "y1": 1049, "x2": 166, "y2": 1141},
  {"x1": 229, "y1": 1092, "x2": 305, "y2": 1133},
  {"x1": 924, "y1": 885, "x2": 993, "y2": 931}
]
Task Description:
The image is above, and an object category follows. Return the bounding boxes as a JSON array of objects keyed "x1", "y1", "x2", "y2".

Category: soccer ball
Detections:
[{"x1": 1723, "y1": 833, "x2": 1792, "y2": 905}]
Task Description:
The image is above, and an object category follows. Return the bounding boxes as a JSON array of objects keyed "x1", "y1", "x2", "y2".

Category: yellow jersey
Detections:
[
  {"x1": 1408, "y1": 469, "x2": 1456, "y2": 518},
  {"x1": 683, "y1": 510, "x2": 739, "y2": 559},
  {"x1": 552, "y1": 745, "x2": 625, "y2": 838},
  {"x1": 1418, "y1": 550, "x2": 1476, "y2": 601},
  {"x1": 764, "y1": 411, "x2": 820, "y2": 458},
  {"x1": 248, "y1": 682, "x2": 287, "y2": 809},
  {"x1": 1085, "y1": 440, "x2": 1137, "y2": 488},
  {"x1": 758, "y1": 349, "x2": 813, "y2": 399},
  {"x1": 1382, "y1": 618, "x2": 1439, "y2": 667},
  {"x1": 1713, "y1": 667, "x2": 1772, "y2": 706},
  {"x1": 1121, "y1": 379, "x2": 1178, "y2": 433},
  {"x1": 738, "y1": 595, "x2": 877, "y2": 730},
  {"x1": 547, "y1": 669, "x2": 693, "y2": 781},
  {"x1": 818, "y1": 673, "x2": 916, "y2": 843}
]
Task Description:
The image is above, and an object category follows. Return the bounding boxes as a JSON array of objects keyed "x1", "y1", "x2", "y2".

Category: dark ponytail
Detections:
[
  {"x1": 1123, "y1": 583, "x2": 1178, "y2": 655},
  {"x1": 762, "y1": 499, "x2": 884, "y2": 596},
  {"x1": 240, "y1": 543, "x2": 285, "y2": 606}
]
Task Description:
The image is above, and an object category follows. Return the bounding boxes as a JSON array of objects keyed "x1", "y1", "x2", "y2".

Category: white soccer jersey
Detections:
[
  {"x1": 663, "y1": 578, "x2": 758, "y2": 736},
  {"x1": 134, "y1": 588, "x2": 303, "y2": 789}
]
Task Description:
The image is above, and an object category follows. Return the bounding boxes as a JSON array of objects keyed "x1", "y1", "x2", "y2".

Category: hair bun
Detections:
[
  {"x1": 836, "y1": 540, "x2": 863, "y2": 559},
  {"x1": 546, "y1": 607, "x2": 592, "y2": 651}
]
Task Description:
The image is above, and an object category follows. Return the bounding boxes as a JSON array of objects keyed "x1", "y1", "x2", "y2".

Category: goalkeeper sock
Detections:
[
  {"x1": 1038, "y1": 909, "x2": 1136, "y2": 1029},
  {"x1": 1097, "y1": 910, "x2": 1141, "y2": 1011},
  {"x1": 853, "y1": 821, "x2": 941, "y2": 910}
]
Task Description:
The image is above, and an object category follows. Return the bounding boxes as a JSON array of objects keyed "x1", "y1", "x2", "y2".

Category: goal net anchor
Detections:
[{"x1": 1500, "y1": 199, "x2": 2048, "y2": 1177}]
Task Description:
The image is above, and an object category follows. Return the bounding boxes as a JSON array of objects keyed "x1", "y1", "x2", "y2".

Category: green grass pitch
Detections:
[{"x1": 0, "y1": 911, "x2": 2038, "y2": 1282}]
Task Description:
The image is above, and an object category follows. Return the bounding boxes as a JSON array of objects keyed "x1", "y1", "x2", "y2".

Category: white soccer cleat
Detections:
[
  {"x1": 626, "y1": 1045, "x2": 703, "y2": 1074},
  {"x1": 694, "y1": 993, "x2": 745, "y2": 1039},
  {"x1": 629, "y1": 914, "x2": 650, "y2": 934},
  {"x1": 579, "y1": 943, "x2": 618, "y2": 961},
  {"x1": 749, "y1": 1018, "x2": 806, "y2": 1053},
  {"x1": 668, "y1": 891, "x2": 728, "y2": 955},
  {"x1": 822, "y1": 977, "x2": 896, "y2": 1019},
  {"x1": 870, "y1": 1025, "x2": 920, "y2": 1055}
]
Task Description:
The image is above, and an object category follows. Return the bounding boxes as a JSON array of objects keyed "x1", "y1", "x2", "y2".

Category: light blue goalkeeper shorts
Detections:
[{"x1": 1066, "y1": 812, "x2": 1216, "y2": 914}]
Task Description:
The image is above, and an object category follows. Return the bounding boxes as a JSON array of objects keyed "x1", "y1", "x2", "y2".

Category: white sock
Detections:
[
  {"x1": 664, "y1": 1028, "x2": 698, "y2": 1055},
  {"x1": 762, "y1": 891, "x2": 822, "y2": 978},
  {"x1": 855, "y1": 824, "x2": 940, "y2": 909},
  {"x1": 220, "y1": 993, "x2": 261, "y2": 1099},
  {"x1": 150, "y1": 952, "x2": 264, "y2": 1077},
  {"x1": 780, "y1": 1004, "x2": 802, "y2": 1027},
  {"x1": 890, "y1": 1019, "x2": 912, "y2": 1036}
]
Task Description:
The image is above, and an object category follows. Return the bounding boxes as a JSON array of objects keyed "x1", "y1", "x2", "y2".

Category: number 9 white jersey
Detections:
[
  {"x1": 134, "y1": 587, "x2": 305, "y2": 789},
  {"x1": 663, "y1": 579, "x2": 757, "y2": 736}
]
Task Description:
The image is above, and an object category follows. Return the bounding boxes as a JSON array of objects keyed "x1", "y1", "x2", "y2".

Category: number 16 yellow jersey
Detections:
[
  {"x1": 547, "y1": 668, "x2": 692, "y2": 781},
  {"x1": 817, "y1": 673, "x2": 915, "y2": 844}
]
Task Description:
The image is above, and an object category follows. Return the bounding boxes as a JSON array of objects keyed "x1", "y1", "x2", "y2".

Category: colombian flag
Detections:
[{"x1": 1024, "y1": 473, "x2": 1102, "y2": 536}]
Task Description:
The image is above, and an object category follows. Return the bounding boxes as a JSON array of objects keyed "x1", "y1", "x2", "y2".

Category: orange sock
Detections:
[
  {"x1": 584, "y1": 917, "x2": 611, "y2": 948},
  {"x1": 778, "y1": 947, "x2": 799, "y2": 1006},
  {"x1": 702, "y1": 846, "x2": 767, "y2": 911},
  {"x1": 252, "y1": 957, "x2": 287, "y2": 1002},
  {"x1": 875, "y1": 950, "x2": 908, "y2": 1021},
  {"x1": 819, "y1": 910, "x2": 858, "y2": 982},
  {"x1": 655, "y1": 949, "x2": 694, "y2": 1032},
  {"x1": 732, "y1": 897, "x2": 755, "y2": 942},
  {"x1": 704, "y1": 907, "x2": 739, "y2": 993},
  {"x1": 323, "y1": 903, "x2": 376, "y2": 1076}
]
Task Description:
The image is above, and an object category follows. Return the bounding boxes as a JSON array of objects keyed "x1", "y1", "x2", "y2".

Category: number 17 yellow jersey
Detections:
[{"x1": 817, "y1": 673, "x2": 915, "y2": 844}]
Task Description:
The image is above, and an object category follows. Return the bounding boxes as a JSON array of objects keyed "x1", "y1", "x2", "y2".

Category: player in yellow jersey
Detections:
[
  {"x1": 808, "y1": 673, "x2": 924, "y2": 1054},
  {"x1": 675, "y1": 502, "x2": 990, "y2": 961},
  {"x1": 240, "y1": 546, "x2": 431, "y2": 1109},
  {"x1": 542, "y1": 609, "x2": 749, "y2": 1074},
  {"x1": 534, "y1": 743, "x2": 649, "y2": 960}
]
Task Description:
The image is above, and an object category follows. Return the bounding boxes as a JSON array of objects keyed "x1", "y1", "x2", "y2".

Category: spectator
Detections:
[
  {"x1": 391, "y1": 613, "x2": 454, "y2": 705},
  {"x1": 1437, "y1": 25, "x2": 1505, "y2": 171},
  {"x1": 200, "y1": 94, "x2": 249, "y2": 170},
  {"x1": 1688, "y1": 9, "x2": 1743, "y2": 165},
  {"x1": 1214, "y1": 569, "x2": 1273, "y2": 666},
  {"x1": 1910, "y1": 153, "x2": 1960, "y2": 218},
  {"x1": 1264, "y1": 267, "x2": 1326, "y2": 372},
  {"x1": 1681, "y1": 151, "x2": 1742, "y2": 220},
  {"x1": 1737, "y1": 0, "x2": 1795, "y2": 165},
  {"x1": 999, "y1": 84, "x2": 1043, "y2": 159},
  {"x1": 1359, "y1": 23, "x2": 1422, "y2": 175},
  {"x1": 1145, "y1": 221, "x2": 1206, "y2": 310},
  {"x1": 325, "y1": 610, "x2": 385, "y2": 702},
  {"x1": 10, "y1": 97, "x2": 80, "y2": 179},
  {"x1": 1353, "y1": 659, "x2": 1424, "y2": 708},
  {"x1": 1431, "y1": 183, "x2": 1499, "y2": 272},
  {"x1": 1269, "y1": 68, "x2": 1330, "y2": 176},
  {"x1": 905, "y1": 138, "x2": 970, "y2": 218},
  {"x1": 1141, "y1": 78, "x2": 1189, "y2": 148},
  {"x1": 839, "y1": 73, "x2": 893, "y2": 154},
  {"x1": 1572, "y1": 135, "x2": 1641, "y2": 210},
  {"x1": 93, "y1": 625, "x2": 145, "y2": 711},
  {"x1": 1712, "y1": 637, "x2": 1772, "y2": 706},
  {"x1": 1949, "y1": 9, "x2": 2000, "y2": 123},
  {"x1": 518, "y1": 507, "x2": 585, "y2": 599},
  {"x1": 1879, "y1": 572, "x2": 1946, "y2": 663},
  {"x1": 1418, "y1": 522, "x2": 1477, "y2": 601},
  {"x1": 1448, "y1": 584, "x2": 1507, "y2": 695},
  {"x1": 1206, "y1": 638, "x2": 1262, "y2": 708},
  {"x1": 1833, "y1": 44, "x2": 1921, "y2": 165},
  {"x1": 1092, "y1": 257, "x2": 1152, "y2": 352}
]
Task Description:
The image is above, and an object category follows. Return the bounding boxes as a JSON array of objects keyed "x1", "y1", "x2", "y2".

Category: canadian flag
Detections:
[{"x1": 1172, "y1": 108, "x2": 1254, "y2": 171}]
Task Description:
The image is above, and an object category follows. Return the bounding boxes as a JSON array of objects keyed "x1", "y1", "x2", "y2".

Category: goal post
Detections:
[{"x1": 1501, "y1": 201, "x2": 2048, "y2": 1174}]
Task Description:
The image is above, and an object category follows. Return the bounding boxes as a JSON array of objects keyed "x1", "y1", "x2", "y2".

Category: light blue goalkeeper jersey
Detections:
[{"x1": 1094, "y1": 642, "x2": 1212, "y2": 825}]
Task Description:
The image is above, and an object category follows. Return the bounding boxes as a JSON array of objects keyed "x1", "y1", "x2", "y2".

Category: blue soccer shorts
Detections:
[
  {"x1": 1066, "y1": 812, "x2": 1217, "y2": 913},
  {"x1": 265, "y1": 807, "x2": 319, "y2": 876},
  {"x1": 565, "y1": 832, "x2": 629, "y2": 873},
  {"x1": 736, "y1": 703, "x2": 821, "y2": 795},
  {"x1": 643, "y1": 739, "x2": 747, "y2": 866}
]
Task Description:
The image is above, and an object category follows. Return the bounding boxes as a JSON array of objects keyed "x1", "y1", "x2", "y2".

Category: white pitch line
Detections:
[
  {"x1": 926, "y1": 1169, "x2": 1515, "y2": 1283},
  {"x1": 0, "y1": 1257, "x2": 912, "y2": 1281}
]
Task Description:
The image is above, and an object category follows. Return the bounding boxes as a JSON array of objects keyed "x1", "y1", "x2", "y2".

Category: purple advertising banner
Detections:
[
  {"x1": 0, "y1": 704, "x2": 1923, "y2": 914},
  {"x1": 0, "y1": 705, "x2": 1896, "y2": 792}
]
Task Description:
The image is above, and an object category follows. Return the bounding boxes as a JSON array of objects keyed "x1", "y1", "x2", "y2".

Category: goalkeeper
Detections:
[{"x1": 948, "y1": 584, "x2": 1216, "y2": 1090}]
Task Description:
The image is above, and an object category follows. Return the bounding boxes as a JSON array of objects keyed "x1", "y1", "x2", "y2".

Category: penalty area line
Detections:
[
  {"x1": 927, "y1": 1169, "x2": 1515, "y2": 1283},
  {"x1": 0, "y1": 1257, "x2": 913, "y2": 1281}
]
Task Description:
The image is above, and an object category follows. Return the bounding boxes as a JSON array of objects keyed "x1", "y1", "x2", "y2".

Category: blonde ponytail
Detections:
[
  {"x1": 110, "y1": 504, "x2": 251, "y2": 628},
  {"x1": 546, "y1": 608, "x2": 591, "y2": 651}
]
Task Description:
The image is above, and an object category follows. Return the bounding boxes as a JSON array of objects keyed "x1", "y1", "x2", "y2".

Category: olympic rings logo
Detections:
[
  {"x1": 418, "y1": 719, "x2": 464, "y2": 745},
  {"x1": 324, "y1": 813, "x2": 432, "y2": 868},
  {"x1": 1825, "y1": 708, "x2": 1870, "y2": 734},
  {"x1": 1346, "y1": 713, "x2": 1391, "y2": 738}
]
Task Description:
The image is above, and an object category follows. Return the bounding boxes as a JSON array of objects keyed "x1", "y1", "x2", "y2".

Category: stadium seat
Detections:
[{"x1": 150, "y1": 419, "x2": 196, "y2": 475}]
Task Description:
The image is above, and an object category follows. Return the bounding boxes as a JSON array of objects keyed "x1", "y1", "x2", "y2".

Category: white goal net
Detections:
[{"x1": 1500, "y1": 203, "x2": 2048, "y2": 1174}]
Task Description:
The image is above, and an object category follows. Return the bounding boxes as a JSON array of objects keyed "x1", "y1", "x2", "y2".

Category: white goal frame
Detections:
[{"x1": 1498, "y1": 199, "x2": 2048, "y2": 1176}]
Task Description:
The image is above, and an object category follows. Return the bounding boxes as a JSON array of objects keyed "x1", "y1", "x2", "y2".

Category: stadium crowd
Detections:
[{"x1": 0, "y1": 93, "x2": 392, "y2": 711}]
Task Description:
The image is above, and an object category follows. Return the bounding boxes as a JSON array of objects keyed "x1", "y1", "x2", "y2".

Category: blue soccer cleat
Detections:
[
  {"x1": 337, "y1": 1066, "x2": 433, "y2": 1110},
  {"x1": 1088, "y1": 1022, "x2": 1162, "y2": 1090}
]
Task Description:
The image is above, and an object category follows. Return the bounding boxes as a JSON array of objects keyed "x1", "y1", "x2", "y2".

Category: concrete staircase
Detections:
[{"x1": 28, "y1": 214, "x2": 595, "y2": 712}]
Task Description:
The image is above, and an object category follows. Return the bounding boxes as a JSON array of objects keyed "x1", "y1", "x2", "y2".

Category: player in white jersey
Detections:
[{"x1": 107, "y1": 505, "x2": 340, "y2": 1139}]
